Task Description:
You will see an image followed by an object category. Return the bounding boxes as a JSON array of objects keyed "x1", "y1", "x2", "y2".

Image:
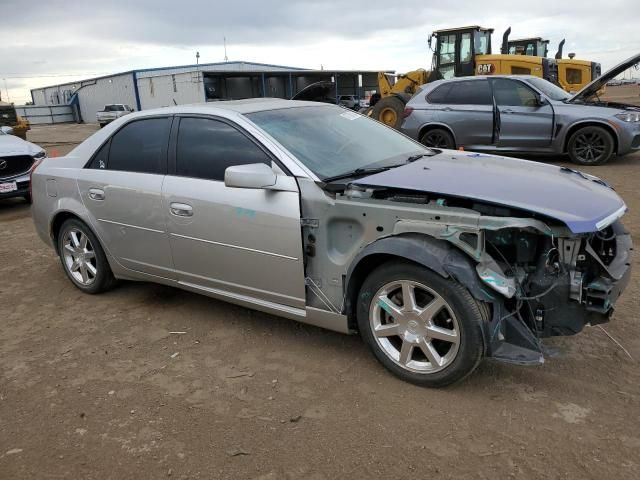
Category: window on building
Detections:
[
  {"x1": 107, "y1": 118, "x2": 170, "y2": 174},
  {"x1": 175, "y1": 117, "x2": 271, "y2": 181}
]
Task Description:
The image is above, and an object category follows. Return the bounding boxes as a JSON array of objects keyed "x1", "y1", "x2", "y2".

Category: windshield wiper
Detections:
[
  {"x1": 321, "y1": 165, "x2": 401, "y2": 183},
  {"x1": 407, "y1": 151, "x2": 437, "y2": 162}
]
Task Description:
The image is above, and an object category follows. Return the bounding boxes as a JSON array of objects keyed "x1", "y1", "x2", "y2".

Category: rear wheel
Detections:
[
  {"x1": 357, "y1": 262, "x2": 485, "y2": 387},
  {"x1": 567, "y1": 126, "x2": 614, "y2": 166},
  {"x1": 420, "y1": 128, "x2": 455, "y2": 149},
  {"x1": 57, "y1": 219, "x2": 116, "y2": 294},
  {"x1": 371, "y1": 96, "x2": 406, "y2": 129}
]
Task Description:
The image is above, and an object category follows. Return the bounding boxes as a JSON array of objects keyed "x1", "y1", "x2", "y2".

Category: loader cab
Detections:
[
  {"x1": 508, "y1": 38, "x2": 550, "y2": 57},
  {"x1": 431, "y1": 26, "x2": 493, "y2": 80}
]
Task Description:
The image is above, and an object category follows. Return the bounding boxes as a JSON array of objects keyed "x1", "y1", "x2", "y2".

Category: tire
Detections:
[
  {"x1": 371, "y1": 96, "x2": 406, "y2": 129},
  {"x1": 99, "y1": 123, "x2": 105, "y2": 128},
  {"x1": 357, "y1": 261, "x2": 485, "y2": 387},
  {"x1": 567, "y1": 126, "x2": 614, "y2": 166},
  {"x1": 23, "y1": 193, "x2": 32, "y2": 204},
  {"x1": 57, "y1": 218, "x2": 116, "y2": 294},
  {"x1": 420, "y1": 128, "x2": 456, "y2": 149}
]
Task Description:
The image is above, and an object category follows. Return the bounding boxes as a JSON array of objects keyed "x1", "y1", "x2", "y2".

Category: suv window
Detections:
[
  {"x1": 429, "y1": 80, "x2": 492, "y2": 105},
  {"x1": 107, "y1": 118, "x2": 169, "y2": 174},
  {"x1": 176, "y1": 117, "x2": 271, "y2": 181},
  {"x1": 492, "y1": 79, "x2": 539, "y2": 107}
]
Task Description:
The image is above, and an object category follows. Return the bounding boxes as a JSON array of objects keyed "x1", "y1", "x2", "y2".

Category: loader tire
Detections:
[{"x1": 371, "y1": 96, "x2": 406, "y2": 129}]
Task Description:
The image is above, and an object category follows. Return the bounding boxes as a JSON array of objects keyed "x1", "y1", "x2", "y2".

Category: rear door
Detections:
[
  {"x1": 162, "y1": 115, "x2": 306, "y2": 309},
  {"x1": 76, "y1": 116, "x2": 175, "y2": 279},
  {"x1": 431, "y1": 80, "x2": 495, "y2": 148},
  {"x1": 490, "y1": 78, "x2": 554, "y2": 149}
]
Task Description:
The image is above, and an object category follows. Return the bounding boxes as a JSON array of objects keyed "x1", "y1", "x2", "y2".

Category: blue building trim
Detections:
[{"x1": 132, "y1": 71, "x2": 142, "y2": 111}]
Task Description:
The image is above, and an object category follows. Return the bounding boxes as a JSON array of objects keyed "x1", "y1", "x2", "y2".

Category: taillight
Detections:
[
  {"x1": 29, "y1": 157, "x2": 45, "y2": 203},
  {"x1": 403, "y1": 107, "x2": 414, "y2": 118}
]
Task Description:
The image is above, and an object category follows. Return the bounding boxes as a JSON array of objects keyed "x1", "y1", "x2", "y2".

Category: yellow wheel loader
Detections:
[
  {"x1": 0, "y1": 101, "x2": 30, "y2": 139},
  {"x1": 370, "y1": 26, "x2": 561, "y2": 128},
  {"x1": 507, "y1": 35, "x2": 602, "y2": 93}
]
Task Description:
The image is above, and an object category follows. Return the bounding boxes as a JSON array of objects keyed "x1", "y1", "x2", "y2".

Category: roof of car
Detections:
[{"x1": 130, "y1": 98, "x2": 328, "y2": 118}]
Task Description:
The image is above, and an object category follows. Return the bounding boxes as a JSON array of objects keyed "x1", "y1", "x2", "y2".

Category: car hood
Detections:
[
  {"x1": 0, "y1": 134, "x2": 42, "y2": 157},
  {"x1": 353, "y1": 151, "x2": 626, "y2": 234},
  {"x1": 569, "y1": 52, "x2": 640, "y2": 103}
]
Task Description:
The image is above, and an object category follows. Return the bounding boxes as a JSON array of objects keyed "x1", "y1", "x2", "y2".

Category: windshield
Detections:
[
  {"x1": 526, "y1": 77, "x2": 572, "y2": 101},
  {"x1": 246, "y1": 105, "x2": 427, "y2": 179}
]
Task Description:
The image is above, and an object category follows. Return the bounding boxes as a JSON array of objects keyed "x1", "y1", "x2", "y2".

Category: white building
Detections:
[{"x1": 30, "y1": 61, "x2": 386, "y2": 123}]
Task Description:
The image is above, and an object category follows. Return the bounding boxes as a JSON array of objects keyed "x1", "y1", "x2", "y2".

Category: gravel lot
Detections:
[{"x1": 1, "y1": 123, "x2": 639, "y2": 479}]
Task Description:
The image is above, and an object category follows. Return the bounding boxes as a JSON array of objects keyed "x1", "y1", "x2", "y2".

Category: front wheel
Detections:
[
  {"x1": 357, "y1": 262, "x2": 485, "y2": 387},
  {"x1": 371, "y1": 96, "x2": 406, "y2": 129},
  {"x1": 567, "y1": 126, "x2": 614, "y2": 166}
]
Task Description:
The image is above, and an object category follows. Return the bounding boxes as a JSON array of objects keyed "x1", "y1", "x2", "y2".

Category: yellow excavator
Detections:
[{"x1": 370, "y1": 26, "x2": 562, "y2": 128}]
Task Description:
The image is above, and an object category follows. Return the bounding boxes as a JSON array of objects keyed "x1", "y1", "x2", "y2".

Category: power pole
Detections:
[{"x1": 224, "y1": 37, "x2": 228, "y2": 62}]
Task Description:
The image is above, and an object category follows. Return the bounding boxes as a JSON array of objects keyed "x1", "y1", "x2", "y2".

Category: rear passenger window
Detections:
[
  {"x1": 107, "y1": 118, "x2": 169, "y2": 174},
  {"x1": 176, "y1": 117, "x2": 271, "y2": 181},
  {"x1": 87, "y1": 140, "x2": 110, "y2": 169},
  {"x1": 430, "y1": 81, "x2": 492, "y2": 105},
  {"x1": 427, "y1": 84, "x2": 453, "y2": 103}
]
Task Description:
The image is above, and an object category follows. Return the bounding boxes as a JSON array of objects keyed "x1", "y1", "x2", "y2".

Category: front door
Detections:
[
  {"x1": 162, "y1": 116, "x2": 306, "y2": 309},
  {"x1": 76, "y1": 116, "x2": 175, "y2": 279},
  {"x1": 491, "y1": 78, "x2": 554, "y2": 149}
]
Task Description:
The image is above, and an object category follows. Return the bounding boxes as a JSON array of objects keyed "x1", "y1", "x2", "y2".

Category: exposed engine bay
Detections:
[{"x1": 298, "y1": 178, "x2": 633, "y2": 365}]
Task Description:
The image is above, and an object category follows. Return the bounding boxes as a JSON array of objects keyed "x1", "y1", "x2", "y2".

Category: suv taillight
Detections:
[{"x1": 403, "y1": 107, "x2": 414, "y2": 118}]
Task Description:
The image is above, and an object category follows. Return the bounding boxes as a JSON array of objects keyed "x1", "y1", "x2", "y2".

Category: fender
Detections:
[
  {"x1": 344, "y1": 233, "x2": 496, "y2": 314},
  {"x1": 418, "y1": 122, "x2": 457, "y2": 145}
]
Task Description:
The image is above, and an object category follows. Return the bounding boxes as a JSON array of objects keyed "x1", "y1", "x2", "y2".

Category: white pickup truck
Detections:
[{"x1": 96, "y1": 104, "x2": 133, "y2": 127}]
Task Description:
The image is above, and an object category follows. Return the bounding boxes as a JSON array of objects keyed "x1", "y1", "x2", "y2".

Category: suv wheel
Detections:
[
  {"x1": 420, "y1": 128, "x2": 455, "y2": 149},
  {"x1": 57, "y1": 219, "x2": 116, "y2": 294},
  {"x1": 567, "y1": 126, "x2": 614, "y2": 166},
  {"x1": 357, "y1": 262, "x2": 485, "y2": 387}
]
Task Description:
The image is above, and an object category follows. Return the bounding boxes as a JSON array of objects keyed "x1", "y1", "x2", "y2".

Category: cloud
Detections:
[{"x1": 1, "y1": 0, "x2": 639, "y2": 103}]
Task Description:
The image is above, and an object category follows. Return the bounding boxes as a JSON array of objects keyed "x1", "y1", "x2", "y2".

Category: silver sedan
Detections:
[{"x1": 31, "y1": 99, "x2": 631, "y2": 387}]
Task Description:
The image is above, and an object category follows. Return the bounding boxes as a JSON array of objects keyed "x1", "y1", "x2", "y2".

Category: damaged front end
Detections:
[{"x1": 299, "y1": 178, "x2": 633, "y2": 366}]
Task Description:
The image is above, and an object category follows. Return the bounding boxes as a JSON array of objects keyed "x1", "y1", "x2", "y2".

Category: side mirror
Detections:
[
  {"x1": 536, "y1": 94, "x2": 548, "y2": 106},
  {"x1": 0, "y1": 126, "x2": 14, "y2": 135},
  {"x1": 225, "y1": 163, "x2": 278, "y2": 189}
]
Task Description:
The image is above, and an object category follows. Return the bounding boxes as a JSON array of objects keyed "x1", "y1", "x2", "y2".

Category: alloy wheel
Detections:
[
  {"x1": 369, "y1": 280, "x2": 460, "y2": 374},
  {"x1": 573, "y1": 131, "x2": 607, "y2": 164},
  {"x1": 423, "y1": 132, "x2": 451, "y2": 148},
  {"x1": 62, "y1": 228, "x2": 97, "y2": 286}
]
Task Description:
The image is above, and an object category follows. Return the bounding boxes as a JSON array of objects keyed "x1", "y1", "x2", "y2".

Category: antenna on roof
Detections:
[{"x1": 224, "y1": 37, "x2": 228, "y2": 62}]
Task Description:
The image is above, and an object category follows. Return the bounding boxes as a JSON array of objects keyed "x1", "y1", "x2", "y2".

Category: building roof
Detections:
[{"x1": 31, "y1": 61, "x2": 389, "y2": 93}]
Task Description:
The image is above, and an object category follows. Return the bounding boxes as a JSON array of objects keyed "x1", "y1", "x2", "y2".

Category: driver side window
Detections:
[
  {"x1": 175, "y1": 117, "x2": 272, "y2": 182},
  {"x1": 492, "y1": 79, "x2": 538, "y2": 107}
]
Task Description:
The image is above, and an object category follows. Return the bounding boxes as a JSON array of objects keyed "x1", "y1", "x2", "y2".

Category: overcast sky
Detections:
[{"x1": 1, "y1": 0, "x2": 639, "y2": 103}]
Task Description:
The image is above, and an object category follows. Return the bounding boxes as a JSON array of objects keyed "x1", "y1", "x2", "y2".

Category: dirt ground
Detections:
[{"x1": 1, "y1": 123, "x2": 639, "y2": 480}]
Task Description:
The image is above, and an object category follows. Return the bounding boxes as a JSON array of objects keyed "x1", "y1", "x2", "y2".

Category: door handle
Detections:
[
  {"x1": 170, "y1": 202, "x2": 193, "y2": 217},
  {"x1": 442, "y1": 107, "x2": 452, "y2": 112},
  {"x1": 501, "y1": 108, "x2": 515, "y2": 114},
  {"x1": 88, "y1": 188, "x2": 105, "y2": 201}
]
